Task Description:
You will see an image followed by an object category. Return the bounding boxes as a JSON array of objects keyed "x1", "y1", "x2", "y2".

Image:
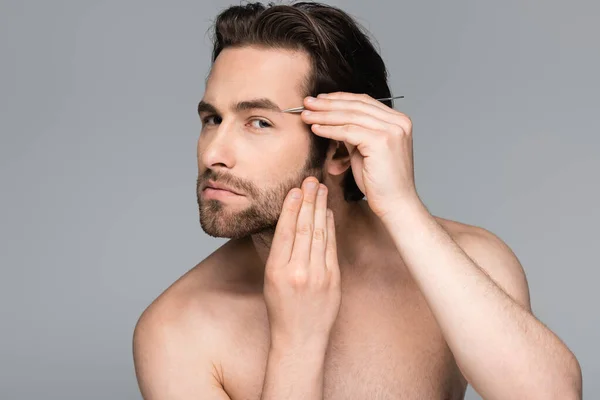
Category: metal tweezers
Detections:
[{"x1": 281, "y1": 95, "x2": 405, "y2": 113}]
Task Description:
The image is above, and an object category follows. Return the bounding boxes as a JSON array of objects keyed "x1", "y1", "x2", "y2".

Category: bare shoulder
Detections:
[
  {"x1": 433, "y1": 215, "x2": 531, "y2": 310},
  {"x1": 133, "y1": 237, "x2": 259, "y2": 399}
]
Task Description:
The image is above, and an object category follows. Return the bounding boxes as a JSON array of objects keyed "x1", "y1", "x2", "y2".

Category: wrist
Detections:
[
  {"x1": 379, "y1": 196, "x2": 428, "y2": 229},
  {"x1": 269, "y1": 335, "x2": 329, "y2": 358}
]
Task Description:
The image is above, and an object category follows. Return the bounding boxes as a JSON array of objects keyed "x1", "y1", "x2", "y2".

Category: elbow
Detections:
[
  {"x1": 564, "y1": 353, "x2": 583, "y2": 400},
  {"x1": 522, "y1": 351, "x2": 582, "y2": 400},
  {"x1": 548, "y1": 352, "x2": 583, "y2": 400}
]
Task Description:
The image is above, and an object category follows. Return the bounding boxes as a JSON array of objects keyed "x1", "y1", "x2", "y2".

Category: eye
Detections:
[
  {"x1": 249, "y1": 119, "x2": 273, "y2": 129},
  {"x1": 202, "y1": 115, "x2": 222, "y2": 126}
]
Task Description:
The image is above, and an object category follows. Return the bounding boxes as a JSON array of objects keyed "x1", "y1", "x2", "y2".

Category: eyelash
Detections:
[{"x1": 201, "y1": 115, "x2": 273, "y2": 129}]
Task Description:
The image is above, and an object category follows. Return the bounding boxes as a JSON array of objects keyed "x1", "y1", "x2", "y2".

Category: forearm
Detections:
[
  {"x1": 260, "y1": 341, "x2": 327, "y2": 400},
  {"x1": 382, "y1": 201, "x2": 581, "y2": 399}
]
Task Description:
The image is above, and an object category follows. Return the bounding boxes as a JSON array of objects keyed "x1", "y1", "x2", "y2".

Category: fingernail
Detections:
[
  {"x1": 306, "y1": 181, "x2": 317, "y2": 190},
  {"x1": 291, "y1": 190, "x2": 302, "y2": 199},
  {"x1": 306, "y1": 96, "x2": 316, "y2": 103},
  {"x1": 317, "y1": 185, "x2": 326, "y2": 196},
  {"x1": 302, "y1": 110, "x2": 312, "y2": 116}
]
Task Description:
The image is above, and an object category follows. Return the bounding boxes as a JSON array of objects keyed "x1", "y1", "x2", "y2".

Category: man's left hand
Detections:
[{"x1": 300, "y1": 92, "x2": 421, "y2": 220}]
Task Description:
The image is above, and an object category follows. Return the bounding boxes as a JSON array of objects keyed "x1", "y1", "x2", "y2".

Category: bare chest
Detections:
[{"x1": 220, "y1": 275, "x2": 467, "y2": 400}]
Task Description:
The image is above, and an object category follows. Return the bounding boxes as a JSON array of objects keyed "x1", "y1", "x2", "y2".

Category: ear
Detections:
[{"x1": 325, "y1": 140, "x2": 352, "y2": 176}]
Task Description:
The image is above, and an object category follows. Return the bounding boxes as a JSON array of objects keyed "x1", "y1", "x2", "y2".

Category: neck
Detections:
[{"x1": 249, "y1": 198, "x2": 389, "y2": 271}]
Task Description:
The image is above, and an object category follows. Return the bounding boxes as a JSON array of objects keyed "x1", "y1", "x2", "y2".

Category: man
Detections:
[{"x1": 133, "y1": 2, "x2": 582, "y2": 399}]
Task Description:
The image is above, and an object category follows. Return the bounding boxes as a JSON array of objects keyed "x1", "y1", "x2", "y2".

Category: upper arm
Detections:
[
  {"x1": 133, "y1": 297, "x2": 231, "y2": 400},
  {"x1": 456, "y1": 226, "x2": 531, "y2": 311}
]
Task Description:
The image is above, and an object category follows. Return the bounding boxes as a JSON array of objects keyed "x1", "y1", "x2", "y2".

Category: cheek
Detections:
[
  {"x1": 269, "y1": 139, "x2": 311, "y2": 169},
  {"x1": 278, "y1": 127, "x2": 312, "y2": 160}
]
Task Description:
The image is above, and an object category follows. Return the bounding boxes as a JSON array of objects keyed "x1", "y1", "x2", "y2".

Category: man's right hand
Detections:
[{"x1": 263, "y1": 176, "x2": 341, "y2": 351}]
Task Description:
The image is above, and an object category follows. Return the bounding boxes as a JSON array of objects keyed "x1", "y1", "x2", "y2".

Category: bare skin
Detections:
[
  {"x1": 135, "y1": 201, "x2": 472, "y2": 399},
  {"x1": 134, "y1": 44, "x2": 482, "y2": 400},
  {"x1": 133, "y1": 45, "x2": 581, "y2": 399}
]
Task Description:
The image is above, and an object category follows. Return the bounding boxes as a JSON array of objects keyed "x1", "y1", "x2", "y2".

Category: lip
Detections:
[
  {"x1": 203, "y1": 180, "x2": 244, "y2": 196},
  {"x1": 202, "y1": 187, "x2": 243, "y2": 200}
]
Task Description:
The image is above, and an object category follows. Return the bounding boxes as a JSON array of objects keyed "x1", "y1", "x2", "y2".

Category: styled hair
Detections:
[{"x1": 209, "y1": 1, "x2": 393, "y2": 201}]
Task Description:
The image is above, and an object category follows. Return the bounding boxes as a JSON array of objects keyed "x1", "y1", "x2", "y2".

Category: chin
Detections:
[{"x1": 199, "y1": 199, "x2": 278, "y2": 239}]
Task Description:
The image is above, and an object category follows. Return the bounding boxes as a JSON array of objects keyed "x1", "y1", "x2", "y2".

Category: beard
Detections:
[{"x1": 197, "y1": 151, "x2": 325, "y2": 239}]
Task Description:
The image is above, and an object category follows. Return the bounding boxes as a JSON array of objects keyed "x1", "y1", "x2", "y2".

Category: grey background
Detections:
[{"x1": 1, "y1": 0, "x2": 598, "y2": 398}]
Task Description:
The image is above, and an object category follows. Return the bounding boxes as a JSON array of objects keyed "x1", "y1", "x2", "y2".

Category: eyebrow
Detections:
[{"x1": 197, "y1": 98, "x2": 283, "y2": 115}]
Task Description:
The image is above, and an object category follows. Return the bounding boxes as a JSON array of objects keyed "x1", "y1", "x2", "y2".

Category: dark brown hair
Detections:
[{"x1": 209, "y1": 1, "x2": 393, "y2": 201}]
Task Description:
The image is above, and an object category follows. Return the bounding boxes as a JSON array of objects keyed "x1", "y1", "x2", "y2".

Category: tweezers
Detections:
[{"x1": 281, "y1": 95, "x2": 405, "y2": 113}]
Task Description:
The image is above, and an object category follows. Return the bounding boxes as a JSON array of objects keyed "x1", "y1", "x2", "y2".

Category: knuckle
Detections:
[
  {"x1": 390, "y1": 127, "x2": 404, "y2": 138},
  {"x1": 312, "y1": 228, "x2": 326, "y2": 241},
  {"x1": 264, "y1": 268, "x2": 280, "y2": 285},
  {"x1": 322, "y1": 98, "x2": 333, "y2": 107},
  {"x1": 290, "y1": 268, "x2": 308, "y2": 287},
  {"x1": 296, "y1": 223, "x2": 313, "y2": 236},
  {"x1": 395, "y1": 114, "x2": 413, "y2": 130},
  {"x1": 284, "y1": 203, "x2": 299, "y2": 213},
  {"x1": 349, "y1": 111, "x2": 363, "y2": 123},
  {"x1": 342, "y1": 124, "x2": 353, "y2": 134},
  {"x1": 303, "y1": 195, "x2": 316, "y2": 205}
]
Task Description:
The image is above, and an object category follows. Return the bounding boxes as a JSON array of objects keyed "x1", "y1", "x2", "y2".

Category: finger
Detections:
[
  {"x1": 268, "y1": 188, "x2": 303, "y2": 266},
  {"x1": 325, "y1": 208, "x2": 339, "y2": 275},
  {"x1": 309, "y1": 123, "x2": 382, "y2": 156},
  {"x1": 290, "y1": 177, "x2": 320, "y2": 265},
  {"x1": 311, "y1": 93, "x2": 413, "y2": 135},
  {"x1": 305, "y1": 92, "x2": 413, "y2": 136},
  {"x1": 304, "y1": 96, "x2": 398, "y2": 125},
  {"x1": 317, "y1": 92, "x2": 393, "y2": 112},
  {"x1": 309, "y1": 184, "x2": 328, "y2": 266},
  {"x1": 302, "y1": 109, "x2": 391, "y2": 132}
]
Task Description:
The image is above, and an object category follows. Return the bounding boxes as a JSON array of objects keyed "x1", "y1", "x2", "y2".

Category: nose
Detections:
[{"x1": 198, "y1": 124, "x2": 236, "y2": 170}]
